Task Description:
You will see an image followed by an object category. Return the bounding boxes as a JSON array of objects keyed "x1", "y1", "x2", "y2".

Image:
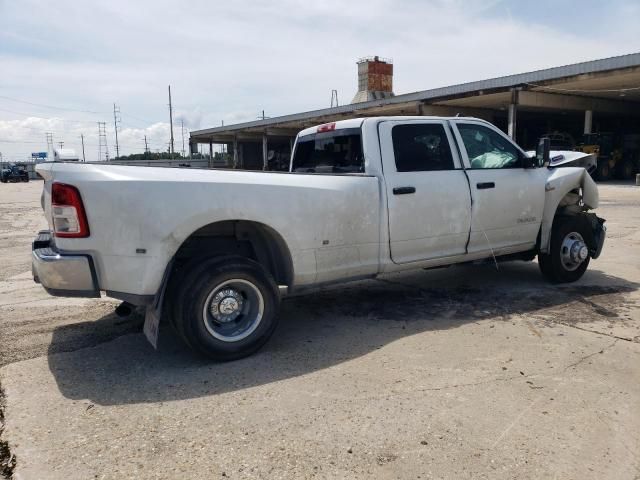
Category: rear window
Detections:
[{"x1": 291, "y1": 128, "x2": 364, "y2": 174}]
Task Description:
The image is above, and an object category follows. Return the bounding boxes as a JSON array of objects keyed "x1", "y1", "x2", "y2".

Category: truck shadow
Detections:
[{"x1": 47, "y1": 262, "x2": 639, "y2": 406}]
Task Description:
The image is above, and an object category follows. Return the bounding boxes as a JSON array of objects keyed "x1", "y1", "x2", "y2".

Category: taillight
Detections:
[{"x1": 51, "y1": 183, "x2": 90, "y2": 238}]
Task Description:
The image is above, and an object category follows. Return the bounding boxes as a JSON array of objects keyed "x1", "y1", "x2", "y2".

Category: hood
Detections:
[{"x1": 526, "y1": 150, "x2": 597, "y2": 172}]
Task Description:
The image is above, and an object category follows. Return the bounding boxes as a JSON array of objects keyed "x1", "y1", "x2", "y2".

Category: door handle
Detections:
[
  {"x1": 476, "y1": 182, "x2": 495, "y2": 190},
  {"x1": 393, "y1": 186, "x2": 416, "y2": 195}
]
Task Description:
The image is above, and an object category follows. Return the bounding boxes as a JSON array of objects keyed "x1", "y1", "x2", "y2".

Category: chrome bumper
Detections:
[{"x1": 32, "y1": 230, "x2": 100, "y2": 298}]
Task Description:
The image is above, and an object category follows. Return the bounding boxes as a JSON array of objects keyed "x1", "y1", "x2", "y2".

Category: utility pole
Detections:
[
  {"x1": 113, "y1": 103, "x2": 121, "y2": 158},
  {"x1": 144, "y1": 135, "x2": 149, "y2": 153},
  {"x1": 46, "y1": 133, "x2": 54, "y2": 159},
  {"x1": 97, "y1": 122, "x2": 109, "y2": 161},
  {"x1": 57, "y1": 142, "x2": 64, "y2": 149},
  {"x1": 180, "y1": 119, "x2": 186, "y2": 157},
  {"x1": 168, "y1": 85, "x2": 175, "y2": 158},
  {"x1": 80, "y1": 134, "x2": 86, "y2": 162}
]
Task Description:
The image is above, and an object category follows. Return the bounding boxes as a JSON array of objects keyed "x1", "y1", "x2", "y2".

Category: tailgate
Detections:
[{"x1": 35, "y1": 162, "x2": 55, "y2": 230}]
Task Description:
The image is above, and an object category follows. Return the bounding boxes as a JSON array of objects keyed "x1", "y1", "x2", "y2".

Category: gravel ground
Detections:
[{"x1": 0, "y1": 180, "x2": 639, "y2": 479}]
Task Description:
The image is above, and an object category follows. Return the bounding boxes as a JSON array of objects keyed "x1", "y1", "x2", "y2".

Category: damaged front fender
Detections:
[{"x1": 540, "y1": 167, "x2": 600, "y2": 254}]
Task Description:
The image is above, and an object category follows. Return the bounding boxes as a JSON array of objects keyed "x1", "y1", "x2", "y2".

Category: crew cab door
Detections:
[
  {"x1": 449, "y1": 120, "x2": 547, "y2": 254},
  {"x1": 379, "y1": 120, "x2": 471, "y2": 264}
]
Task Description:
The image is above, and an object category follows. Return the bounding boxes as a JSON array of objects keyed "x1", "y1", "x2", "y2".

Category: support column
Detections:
[
  {"x1": 262, "y1": 134, "x2": 268, "y2": 171},
  {"x1": 507, "y1": 88, "x2": 518, "y2": 140},
  {"x1": 208, "y1": 142, "x2": 213, "y2": 168},
  {"x1": 584, "y1": 110, "x2": 593, "y2": 134},
  {"x1": 289, "y1": 137, "x2": 294, "y2": 171},
  {"x1": 233, "y1": 136, "x2": 239, "y2": 169}
]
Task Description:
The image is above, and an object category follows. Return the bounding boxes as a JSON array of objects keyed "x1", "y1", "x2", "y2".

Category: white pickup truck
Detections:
[{"x1": 33, "y1": 117, "x2": 606, "y2": 360}]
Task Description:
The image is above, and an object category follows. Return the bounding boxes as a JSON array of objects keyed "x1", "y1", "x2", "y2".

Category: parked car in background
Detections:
[
  {"x1": 1, "y1": 164, "x2": 29, "y2": 183},
  {"x1": 32, "y1": 117, "x2": 606, "y2": 360}
]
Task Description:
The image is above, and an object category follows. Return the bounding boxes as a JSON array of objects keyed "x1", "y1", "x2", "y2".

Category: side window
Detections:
[
  {"x1": 457, "y1": 124, "x2": 522, "y2": 169},
  {"x1": 391, "y1": 124, "x2": 455, "y2": 172}
]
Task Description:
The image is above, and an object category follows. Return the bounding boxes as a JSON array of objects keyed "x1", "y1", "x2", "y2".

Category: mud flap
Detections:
[
  {"x1": 143, "y1": 261, "x2": 173, "y2": 350},
  {"x1": 144, "y1": 305, "x2": 161, "y2": 350}
]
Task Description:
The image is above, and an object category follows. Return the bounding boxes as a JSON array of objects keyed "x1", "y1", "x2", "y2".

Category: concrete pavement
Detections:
[{"x1": 0, "y1": 180, "x2": 639, "y2": 479}]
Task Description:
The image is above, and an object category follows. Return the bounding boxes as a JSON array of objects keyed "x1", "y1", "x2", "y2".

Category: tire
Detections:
[
  {"x1": 172, "y1": 256, "x2": 280, "y2": 361},
  {"x1": 595, "y1": 161, "x2": 611, "y2": 181},
  {"x1": 538, "y1": 216, "x2": 592, "y2": 283},
  {"x1": 615, "y1": 159, "x2": 635, "y2": 180}
]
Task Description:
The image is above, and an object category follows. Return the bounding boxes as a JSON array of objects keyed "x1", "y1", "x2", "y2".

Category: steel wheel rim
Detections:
[
  {"x1": 203, "y1": 279, "x2": 264, "y2": 342},
  {"x1": 559, "y1": 231, "x2": 588, "y2": 272}
]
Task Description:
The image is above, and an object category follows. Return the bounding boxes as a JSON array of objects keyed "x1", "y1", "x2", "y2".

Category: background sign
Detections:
[{"x1": 31, "y1": 152, "x2": 47, "y2": 159}]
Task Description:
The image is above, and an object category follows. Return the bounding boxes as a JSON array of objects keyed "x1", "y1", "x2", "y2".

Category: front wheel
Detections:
[
  {"x1": 173, "y1": 256, "x2": 280, "y2": 361},
  {"x1": 538, "y1": 216, "x2": 592, "y2": 283}
]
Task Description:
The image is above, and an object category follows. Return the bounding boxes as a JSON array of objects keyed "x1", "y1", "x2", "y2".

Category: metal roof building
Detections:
[{"x1": 190, "y1": 52, "x2": 640, "y2": 171}]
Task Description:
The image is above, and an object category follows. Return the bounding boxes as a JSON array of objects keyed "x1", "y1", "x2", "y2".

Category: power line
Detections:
[
  {"x1": 0, "y1": 106, "x2": 102, "y2": 124},
  {"x1": 0, "y1": 95, "x2": 107, "y2": 114},
  {"x1": 0, "y1": 136, "x2": 173, "y2": 149},
  {"x1": 122, "y1": 112, "x2": 158, "y2": 126},
  {"x1": 0, "y1": 102, "x2": 161, "y2": 130}
]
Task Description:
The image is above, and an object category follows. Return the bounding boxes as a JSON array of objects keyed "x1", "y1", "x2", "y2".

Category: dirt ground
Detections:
[{"x1": 0, "y1": 180, "x2": 639, "y2": 479}]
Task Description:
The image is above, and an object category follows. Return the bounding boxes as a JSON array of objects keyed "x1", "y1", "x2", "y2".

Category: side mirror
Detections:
[{"x1": 536, "y1": 137, "x2": 550, "y2": 168}]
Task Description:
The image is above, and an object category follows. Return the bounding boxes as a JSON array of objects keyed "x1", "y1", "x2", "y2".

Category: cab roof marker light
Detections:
[{"x1": 317, "y1": 123, "x2": 336, "y2": 133}]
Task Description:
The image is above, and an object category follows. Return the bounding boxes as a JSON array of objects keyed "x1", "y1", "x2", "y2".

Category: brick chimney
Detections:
[{"x1": 351, "y1": 56, "x2": 394, "y2": 104}]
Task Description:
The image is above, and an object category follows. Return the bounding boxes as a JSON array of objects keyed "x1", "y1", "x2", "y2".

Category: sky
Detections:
[{"x1": 0, "y1": 0, "x2": 639, "y2": 162}]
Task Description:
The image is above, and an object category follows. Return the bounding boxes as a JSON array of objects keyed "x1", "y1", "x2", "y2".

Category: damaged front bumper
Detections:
[
  {"x1": 32, "y1": 230, "x2": 100, "y2": 298},
  {"x1": 585, "y1": 214, "x2": 606, "y2": 260}
]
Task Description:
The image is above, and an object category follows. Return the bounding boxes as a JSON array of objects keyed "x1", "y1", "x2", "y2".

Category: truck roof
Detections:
[{"x1": 297, "y1": 116, "x2": 486, "y2": 138}]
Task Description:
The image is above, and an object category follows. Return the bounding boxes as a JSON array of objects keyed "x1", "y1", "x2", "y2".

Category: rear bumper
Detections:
[{"x1": 32, "y1": 230, "x2": 100, "y2": 298}]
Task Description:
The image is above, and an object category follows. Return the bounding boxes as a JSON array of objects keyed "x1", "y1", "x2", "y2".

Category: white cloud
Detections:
[{"x1": 0, "y1": 0, "x2": 638, "y2": 160}]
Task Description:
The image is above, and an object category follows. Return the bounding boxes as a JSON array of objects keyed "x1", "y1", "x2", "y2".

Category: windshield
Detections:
[{"x1": 291, "y1": 128, "x2": 364, "y2": 174}]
